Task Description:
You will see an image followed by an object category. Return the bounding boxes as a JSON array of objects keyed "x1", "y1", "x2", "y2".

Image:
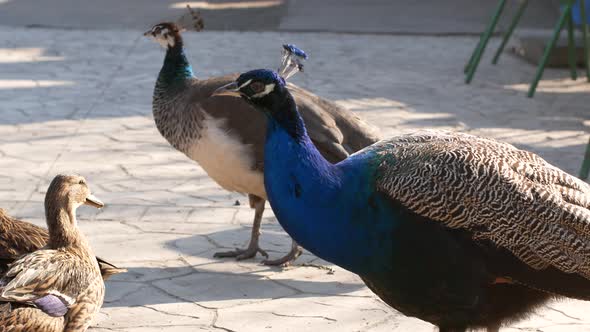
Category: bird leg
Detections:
[
  {"x1": 214, "y1": 194, "x2": 269, "y2": 261},
  {"x1": 262, "y1": 240, "x2": 303, "y2": 267}
]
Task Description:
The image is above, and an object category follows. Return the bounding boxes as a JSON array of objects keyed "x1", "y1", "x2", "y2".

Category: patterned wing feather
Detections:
[
  {"x1": 0, "y1": 210, "x2": 48, "y2": 260},
  {"x1": 373, "y1": 131, "x2": 590, "y2": 278},
  {"x1": 0, "y1": 250, "x2": 96, "y2": 305}
]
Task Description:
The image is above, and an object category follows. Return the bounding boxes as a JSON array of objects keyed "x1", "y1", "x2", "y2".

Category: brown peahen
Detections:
[{"x1": 144, "y1": 21, "x2": 380, "y2": 265}]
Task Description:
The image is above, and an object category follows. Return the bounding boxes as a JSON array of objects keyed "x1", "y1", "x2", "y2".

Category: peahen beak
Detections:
[
  {"x1": 212, "y1": 82, "x2": 240, "y2": 97},
  {"x1": 143, "y1": 30, "x2": 154, "y2": 37},
  {"x1": 85, "y1": 194, "x2": 104, "y2": 209}
]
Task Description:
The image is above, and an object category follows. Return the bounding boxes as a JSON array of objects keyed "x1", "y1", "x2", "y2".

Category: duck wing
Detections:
[
  {"x1": 0, "y1": 209, "x2": 124, "y2": 280},
  {"x1": 0, "y1": 249, "x2": 100, "y2": 315}
]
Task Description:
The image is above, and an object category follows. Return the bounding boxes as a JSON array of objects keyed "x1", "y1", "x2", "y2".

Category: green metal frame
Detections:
[
  {"x1": 493, "y1": 0, "x2": 529, "y2": 65},
  {"x1": 578, "y1": 0, "x2": 590, "y2": 180},
  {"x1": 465, "y1": 0, "x2": 585, "y2": 97},
  {"x1": 464, "y1": 0, "x2": 507, "y2": 82},
  {"x1": 464, "y1": 0, "x2": 590, "y2": 180}
]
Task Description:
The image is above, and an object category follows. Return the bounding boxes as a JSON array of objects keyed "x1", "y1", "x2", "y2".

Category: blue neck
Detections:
[
  {"x1": 263, "y1": 104, "x2": 390, "y2": 273},
  {"x1": 157, "y1": 42, "x2": 194, "y2": 88}
]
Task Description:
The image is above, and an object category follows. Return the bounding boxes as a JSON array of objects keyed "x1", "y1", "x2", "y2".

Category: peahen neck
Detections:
[
  {"x1": 152, "y1": 37, "x2": 204, "y2": 153},
  {"x1": 262, "y1": 90, "x2": 385, "y2": 273},
  {"x1": 156, "y1": 39, "x2": 194, "y2": 91}
]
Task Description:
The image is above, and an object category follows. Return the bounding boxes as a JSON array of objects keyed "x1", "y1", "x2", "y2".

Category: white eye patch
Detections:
[
  {"x1": 152, "y1": 27, "x2": 176, "y2": 48},
  {"x1": 251, "y1": 83, "x2": 275, "y2": 98}
]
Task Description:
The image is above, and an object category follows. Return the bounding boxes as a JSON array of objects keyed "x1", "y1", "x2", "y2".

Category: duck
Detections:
[
  {"x1": 144, "y1": 19, "x2": 380, "y2": 265},
  {"x1": 0, "y1": 174, "x2": 108, "y2": 331},
  {"x1": 214, "y1": 68, "x2": 590, "y2": 332},
  {"x1": 0, "y1": 209, "x2": 125, "y2": 280}
]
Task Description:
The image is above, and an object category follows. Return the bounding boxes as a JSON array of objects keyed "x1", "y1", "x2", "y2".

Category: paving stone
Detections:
[
  {"x1": 152, "y1": 272, "x2": 298, "y2": 309},
  {"x1": 2, "y1": 25, "x2": 590, "y2": 331}
]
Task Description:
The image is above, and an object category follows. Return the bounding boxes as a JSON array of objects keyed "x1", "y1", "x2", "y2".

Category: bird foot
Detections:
[
  {"x1": 214, "y1": 245, "x2": 269, "y2": 261},
  {"x1": 261, "y1": 245, "x2": 303, "y2": 267}
]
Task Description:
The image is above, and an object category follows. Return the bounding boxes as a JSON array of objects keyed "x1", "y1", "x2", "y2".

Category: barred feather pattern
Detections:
[
  {"x1": 0, "y1": 248, "x2": 104, "y2": 332},
  {"x1": 0, "y1": 209, "x2": 123, "y2": 280},
  {"x1": 0, "y1": 209, "x2": 48, "y2": 261},
  {"x1": 153, "y1": 79, "x2": 205, "y2": 154},
  {"x1": 371, "y1": 130, "x2": 590, "y2": 278},
  {"x1": 0, "y1": 306, "x2": 64, "y2": 331}
]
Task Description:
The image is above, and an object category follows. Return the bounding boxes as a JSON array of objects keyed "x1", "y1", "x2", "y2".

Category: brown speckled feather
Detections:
[
  {"x1": 0, "y1": 209, "x2": 48, "y2": 262},
  {"x1": 0, "y1": 306, "x2": 64, "y2": 331},
  {"x1": 372, "y1": 130, "x2": 590, "y2": 278},
  {"x1": 0, "y1": 209, "x2": 124, "y2": 280}
]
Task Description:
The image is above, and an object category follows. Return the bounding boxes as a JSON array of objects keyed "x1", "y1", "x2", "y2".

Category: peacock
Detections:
[
  {"x1": 144, "y1": 18, "x2": 380, "y2": 265},
  {"x1": 214, "y1": 68, "x2": 590, "y2": 332}
]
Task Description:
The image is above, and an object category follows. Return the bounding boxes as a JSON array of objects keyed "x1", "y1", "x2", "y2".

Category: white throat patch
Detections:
[{"x1": 153, "y1": 28, "x2": 175, "y2": 48}]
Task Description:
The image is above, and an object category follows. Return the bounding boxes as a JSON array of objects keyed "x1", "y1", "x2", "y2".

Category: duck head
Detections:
[{"x1": 45, "y1": 174, "x2": 103, "y2": 213}]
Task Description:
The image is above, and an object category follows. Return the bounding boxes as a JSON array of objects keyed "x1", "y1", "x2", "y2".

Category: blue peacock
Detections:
[{"x1": 214, "y1": 69, "x2": 590, "y2": 332}]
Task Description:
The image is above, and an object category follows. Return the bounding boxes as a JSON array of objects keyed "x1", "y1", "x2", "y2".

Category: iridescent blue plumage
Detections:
[{"x1": 226, "y1": 69, "x2": 590, "y2": 332}]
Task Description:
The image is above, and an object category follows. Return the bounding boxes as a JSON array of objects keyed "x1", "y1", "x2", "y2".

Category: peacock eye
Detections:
[{"x1": 250, "y1": 81, "x2": 265, "y2": 94}]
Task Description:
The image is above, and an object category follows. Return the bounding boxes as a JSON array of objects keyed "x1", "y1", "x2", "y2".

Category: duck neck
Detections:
[
  {"x1": 45, "y1": 203, "x2": 88, "y2": 250},
  {"x1": 156, "y1": 38, "x2": 194, "y2": 91}
]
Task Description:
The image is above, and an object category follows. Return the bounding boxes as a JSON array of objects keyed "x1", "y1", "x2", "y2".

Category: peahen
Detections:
[
  {"x1": 144, "y1": 21, "x2": 380, "y2": 265},
  {"x1": 214, "y1": 68, "x2": 590, "y2": 332}
]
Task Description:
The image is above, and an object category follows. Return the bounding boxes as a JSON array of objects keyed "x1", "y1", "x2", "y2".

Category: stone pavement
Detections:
[
  {"x1": 1, "y1": 26, "x2": 590, "y2": 331},
  {"x1": 0, "y1": 0, "x2": 559, "y2": 33}
]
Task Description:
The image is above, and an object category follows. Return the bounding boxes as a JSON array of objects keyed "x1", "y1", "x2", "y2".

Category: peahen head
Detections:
[{"x1": 144, "y1": 22, "x2": 184, "y2": 49}]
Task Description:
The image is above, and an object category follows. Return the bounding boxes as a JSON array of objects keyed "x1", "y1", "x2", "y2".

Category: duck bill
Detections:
[
  {"x1": 84, "y1": 194, "x2": 104, "y2": 209},
  {"x1": 212, "y1": 82, "x2": 240, "y2": 97}
]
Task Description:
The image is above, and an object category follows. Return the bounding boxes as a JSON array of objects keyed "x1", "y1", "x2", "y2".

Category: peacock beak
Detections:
[
  {"x1": 85, "y1": 194, "x2": 104, "y2": 209},
  {"x1": 212, "y1": 82, "x2": 240, "y2": 97}
]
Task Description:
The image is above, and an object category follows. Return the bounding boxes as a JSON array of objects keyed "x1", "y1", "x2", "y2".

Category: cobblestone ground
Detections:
[{"x1": 1, "y1": 26, "x2": 590, "y2": 331}]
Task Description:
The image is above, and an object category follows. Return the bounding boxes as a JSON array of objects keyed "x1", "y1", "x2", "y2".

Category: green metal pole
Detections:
[
  {"x1": 465, "y1": 0, "x2": 508, "y2": 83},
  {"x1": 580, "y1": 0, "x2": 590, "y2": 81},
  {"x1": 579, "y1": 137, "x2": 590, "y2": 179},
  {"x1": 465, "y1": 35, "x2": 485, "y2": 73},
  {"x1": 567, "y1": 8, "x2": 578, "y2": 80},
  {"x1": 493, "y1": 0, "x2": 529, "y2": 65},
  {"x1": 528, "y1": 5, "x2": 571, "y2": 97}
]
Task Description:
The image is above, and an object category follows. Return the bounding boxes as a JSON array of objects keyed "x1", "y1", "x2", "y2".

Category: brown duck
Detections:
[
  {"x1": 0, "y1": 174, "x2": 111, "y2": 331},
  {"x1": 0, "y1": 209, "x2": 125, "y2": 280}
]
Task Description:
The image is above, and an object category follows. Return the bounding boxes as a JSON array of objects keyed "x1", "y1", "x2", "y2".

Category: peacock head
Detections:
[
  {"x1": 214, "y1": 69, "x2": 288, "y2": 112},
  {"x1": 144, "y1": 22, "x2": 183, "y2": 49}
]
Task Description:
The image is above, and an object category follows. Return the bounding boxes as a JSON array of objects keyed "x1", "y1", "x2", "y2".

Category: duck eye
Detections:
[
  {"x1": 250, "y1": 81, "x2": 265, "y2": 94},
  {"x1": 78, "y1": 180, "x2": 85, "y2": 185}
]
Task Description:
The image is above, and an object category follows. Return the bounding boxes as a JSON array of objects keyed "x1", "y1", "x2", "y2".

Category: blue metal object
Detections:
[{"x1": 572, "y1": 0, "x2": 590, "y2": 25}]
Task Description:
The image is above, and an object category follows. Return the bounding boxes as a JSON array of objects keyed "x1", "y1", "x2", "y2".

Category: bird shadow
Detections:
[{"x1": 101, "y1": 228, "x2": 367, "y2": 308}]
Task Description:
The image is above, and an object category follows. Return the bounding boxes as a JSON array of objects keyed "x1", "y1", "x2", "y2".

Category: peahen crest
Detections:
[{"x1": 278, "y1": 44, "x2": 307, "y2": 80}]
